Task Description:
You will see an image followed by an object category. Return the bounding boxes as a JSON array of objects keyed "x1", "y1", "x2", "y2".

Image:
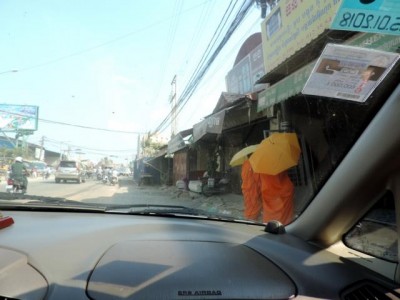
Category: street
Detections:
[{"x1": 0, "y1": 175, "x2": 246, "y2": 219}]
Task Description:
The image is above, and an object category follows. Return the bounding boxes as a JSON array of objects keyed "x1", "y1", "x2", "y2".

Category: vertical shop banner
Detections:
[
  {"x1": 302, "y1": 44, "x2": 400, "y2": 102},
  {"x1": 331, "y1": 0, "x2": 400, "y2": 36},
  {"x1": 261, "y1": 0, "x2": 342, "y2": 73},
  {"x1": 225, "y1": 44, "x2": 266, "y2": 94}
]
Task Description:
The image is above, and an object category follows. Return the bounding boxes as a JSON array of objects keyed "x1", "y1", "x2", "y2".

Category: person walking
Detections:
[
  {"x1": 10, "y1": 156, "x2": 29, "y2": 193},
  {"x1": 241, "y1": 159, "x2": 262, "y2": 222},
  {"x1": 259, "y1": 171, "x2": 294, "y2": 225}
]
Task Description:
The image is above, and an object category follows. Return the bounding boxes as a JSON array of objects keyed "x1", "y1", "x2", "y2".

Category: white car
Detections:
[{"x1": 55, "y1": 160, "x2": 86, "y2": 183}]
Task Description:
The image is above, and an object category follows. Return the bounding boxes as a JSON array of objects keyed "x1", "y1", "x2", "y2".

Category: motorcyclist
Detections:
[
  {"x1": 10, "y1": 156, "x2": 28, "y2": 193},
  {"x1": 43, "y1": 165, "x2": 51, "y2": 179},
  {"x1": 110, "y1": 168, "x2": 119, "y2": 185}
]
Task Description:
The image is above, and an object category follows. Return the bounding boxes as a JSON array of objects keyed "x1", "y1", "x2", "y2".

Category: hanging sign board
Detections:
[
  {"x1": 331, "y1": 0, "x2": 400, "y2": 36},
  {"x1": 261, "y1": 0, "x2": 341, "y2": 73},
  {"x1": 302, "y1": 43, "x2": 400, "y2": 102}
]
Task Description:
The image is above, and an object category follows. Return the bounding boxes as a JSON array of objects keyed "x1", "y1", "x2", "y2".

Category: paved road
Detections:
[{"x1": 1, "y1": 175, "x2": 247, "y2": 219}]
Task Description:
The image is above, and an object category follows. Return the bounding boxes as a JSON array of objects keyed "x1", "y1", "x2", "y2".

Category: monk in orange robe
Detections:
[
  {"x1": 259, "y1": 171, "x2": 294, "y2": 225},
  {"x1": 241, "y1": 159, "x2": 262, "y2": 221}
]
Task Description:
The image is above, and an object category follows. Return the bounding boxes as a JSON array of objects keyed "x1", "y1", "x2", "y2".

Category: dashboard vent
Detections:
[{"x1": 341, "y1": 281, "x2": 400, "y2": 300}]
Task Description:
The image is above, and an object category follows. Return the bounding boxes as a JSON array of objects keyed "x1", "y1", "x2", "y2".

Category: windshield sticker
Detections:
[
  {"x1": 331, "y1": 0, "x2": 400, "y2": 36},
  {"x1": 302, "y1": 43, "x2": 400, "y2": 102}
]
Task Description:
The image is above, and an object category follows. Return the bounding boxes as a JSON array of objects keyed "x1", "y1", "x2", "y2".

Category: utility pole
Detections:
[
  {"x1": 39, "y1": 136, "x2": 45, "y2": 161},
  {"x1": 136, "y1": 134, "x2": 140, "y2": 160},
  {"x1": 170, "y1": 75, "x2": 177, "y2": 137}
]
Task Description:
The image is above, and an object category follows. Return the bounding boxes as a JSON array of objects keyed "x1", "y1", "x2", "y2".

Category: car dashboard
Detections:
[{"x1": 0, "y1": 210, "x2": 399, "y2": 300}]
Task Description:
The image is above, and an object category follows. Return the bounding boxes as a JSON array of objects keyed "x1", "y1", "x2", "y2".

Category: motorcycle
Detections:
[
  {"x1": 201, "y1": 173, "x2": 231, "y2": 197},
  {"x1": 43, "y1": 171, "x2": 50, "y2": 180},
  {"x1": 109, "y1": 175, "x2": 118, "y2": 185},
  {"x1": 6, "y1": 177, "x2": 27, "y2": 194},
  {"x1": 102, "y1": 174, "x2": 109, "y2": 184}
]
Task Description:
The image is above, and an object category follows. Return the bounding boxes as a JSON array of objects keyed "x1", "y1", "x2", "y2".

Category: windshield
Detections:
[{"x1": 0, "y1": 0, "x2": 399, "y2": 224}]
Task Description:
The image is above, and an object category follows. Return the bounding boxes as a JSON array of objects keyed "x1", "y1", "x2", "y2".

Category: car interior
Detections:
[
  {"x1": 1, "y1": 1, "x2": 400, "y2": 300},
  {"x1": 0, "y1": 83, "x2": 399, "y2": 299}
]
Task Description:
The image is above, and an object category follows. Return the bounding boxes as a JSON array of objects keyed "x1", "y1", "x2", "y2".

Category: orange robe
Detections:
[
  {"x1": 259, "y1": 171, "x2": 294, "y2": 225},
  {"x1": 241, "y1": 160, "x2": 262, "y2": 221}
]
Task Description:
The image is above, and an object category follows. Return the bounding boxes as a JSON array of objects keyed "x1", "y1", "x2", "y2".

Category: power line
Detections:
[
  {"x1": 152, "y1": 0, "x2": 239, "y2": 134},
  {"x1": 43, "y1": 137, "x2": 136, "y2": 155},
  {"x1": 152, "y1": 0, "x2": 184, "y2": 105},
  {"x1": 182, "y1": 16, "x2": 261, "y2": 126},
  {"x1": 1, "y1": 1, "x2": 212, "y2": 74},
  {"x1": 0, "y1": 109, "x2": 144, "y2": 134},
  {"x1": 40, "y1": 119, "x2": 143, "y2": 134},
  {"x1": 155, "y1": 0, "x2": 254, "y2": 134},
  {"x1": 152, "y1": 0, "x2": 254, "y2": 135}
]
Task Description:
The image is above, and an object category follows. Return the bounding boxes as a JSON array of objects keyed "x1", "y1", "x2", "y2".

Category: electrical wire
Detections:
[
  {"x1": 152, "y1": 0, "x2": 184, "y2": 105},
  {"x1": 39, "y1": 119, "x2": 143, "y2": 134},
  {"x1": 151, "y1": 0, "x2": 239, "y2": 134},
  {"x1": 181, "y1": 15, "x2": 260, "y2": 127},
  {"x1": 42, "y1": 137, "x2": 136, "y2": 155},
  {"x1": 154, "y1": 0, "x2": 252, "y2": 134},
  {"x1": 0, "y1": 109, "x2": 144, "y2": 134},
  {"x1": 152, "y1": 0, "x2": 254, "y2": 135},
  {"x1": 4, "y1": 1, "x2": 211, "y2": 74}
]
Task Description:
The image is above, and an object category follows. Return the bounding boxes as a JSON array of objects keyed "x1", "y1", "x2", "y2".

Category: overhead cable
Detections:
[
  {"x1": 152, "y1": 0, "x2": 238, "y2": 133},
  {"x1": 152, "y1": 0, "x2": 254, "y2": 135}
]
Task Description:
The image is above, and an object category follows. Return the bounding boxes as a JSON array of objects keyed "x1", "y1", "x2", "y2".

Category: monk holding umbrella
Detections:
[
  {"x1": 229, "y1": 145, "x2": 262, "y2": 221},
  {"x1": 249, "y1": 133, "x2": 301, "y2": 225}
]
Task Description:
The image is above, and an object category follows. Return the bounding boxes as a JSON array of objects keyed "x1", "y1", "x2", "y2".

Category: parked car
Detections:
[{"x1": 54, "y1": 160, "x2": 86, "y2": 183}]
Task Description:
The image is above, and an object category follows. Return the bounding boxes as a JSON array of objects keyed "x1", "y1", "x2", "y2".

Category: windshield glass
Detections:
[{"x1": 0, "y1": 0, "x2": 399, "y2": 224}]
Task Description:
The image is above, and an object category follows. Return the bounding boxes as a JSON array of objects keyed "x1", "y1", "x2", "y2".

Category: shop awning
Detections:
[
  {"x1": 167, "y1": 128, "x2": 193, "y2": 154},
  {"x1": 193, "y1": 109, "x2": 226, "y2": 143},
  {"x1": 192, "y1": 90, "x2": 262, "y2": 143},
  {"x1": 192, "y1": 97, "x2": 256, "y2": 143},
  {"x1": 212, "y1": 92, "x2": 246, "y2": 113},
  {"x1": 257, "y1": 62, "x2": 315, "y2": 112}
]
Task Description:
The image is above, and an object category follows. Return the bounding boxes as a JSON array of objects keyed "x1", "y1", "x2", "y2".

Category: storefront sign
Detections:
[
  {"x1": 346, "y1": 32, "x2": 400, "y2": 53},
  {"x1": 302, "y1": 44, "x2": 399, "y2": 102},
  {"x1": 261, "y1": 0, "x2": 341, "y2": 73},
  {"x1": 258, "y1": 63, "x2": 315, "y2": 112},
  {"x1": 331, "y1": 0, "x2": 400, "y2": 36},
  {"x1": 226, "y1": 44, "x2": 266, "y2": 94}
]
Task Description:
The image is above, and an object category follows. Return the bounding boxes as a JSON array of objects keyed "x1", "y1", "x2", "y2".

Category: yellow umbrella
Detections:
[
  {"x1": 229, "y1": 144, "x2": 259, "y2": 167},
  {"x1": 249, "y1": 133, "x2": 301, "y2": 175}
]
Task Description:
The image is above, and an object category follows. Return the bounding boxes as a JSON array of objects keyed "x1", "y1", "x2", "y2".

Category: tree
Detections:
[
  {"x1": 0, "y1": 147, "x2": 34, "y2": 165},
  {"x1": 207, "y1": 146, "x2": 220, "y2": 178}
]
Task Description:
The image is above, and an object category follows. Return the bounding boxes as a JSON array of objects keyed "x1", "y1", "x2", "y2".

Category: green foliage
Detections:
[
  {"x1": 141, "y1": 135, "x2": 166, "y2": 157},
  {"x1": 0, "y1": 147, "x2": 34, "y2": 164},
  {"x1": 207, "y1": 146, "x2": 220, "y2": 178}
]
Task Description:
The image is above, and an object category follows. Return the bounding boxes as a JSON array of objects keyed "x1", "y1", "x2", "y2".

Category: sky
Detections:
[{"x1": 0, "y1": 0, "x2": 263, "y2": 164}]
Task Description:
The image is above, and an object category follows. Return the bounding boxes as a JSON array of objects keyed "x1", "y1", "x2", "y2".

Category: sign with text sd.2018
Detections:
[{"x1": 331, "y1": 0, "x2": 400, "y2": 36}]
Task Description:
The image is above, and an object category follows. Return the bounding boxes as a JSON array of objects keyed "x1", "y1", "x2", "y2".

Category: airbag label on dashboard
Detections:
[{"x1": 178, "y1": 290, "x2": 222, "y2": 296}]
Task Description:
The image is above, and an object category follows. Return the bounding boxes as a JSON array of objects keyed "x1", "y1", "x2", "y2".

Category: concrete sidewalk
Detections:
[{"x1": 159, "y1": 185, "x2": 246, "y2": 220}]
